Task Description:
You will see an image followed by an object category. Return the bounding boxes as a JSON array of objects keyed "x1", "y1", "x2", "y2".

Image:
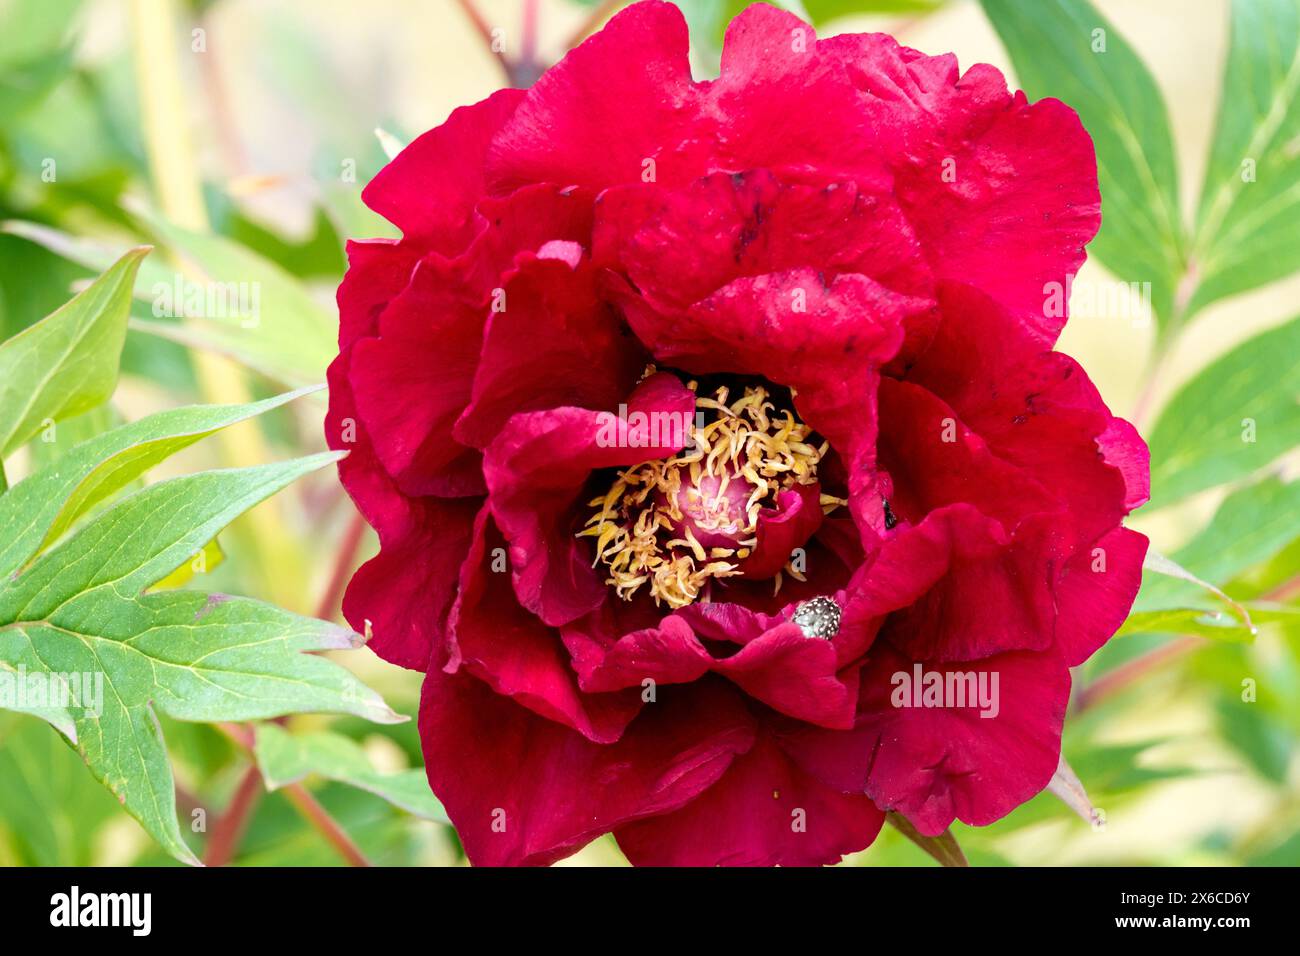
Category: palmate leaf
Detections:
[
  {"x1": 0, "y1": 246, "x2": 148, "y2": 458},
  {"x1": 0, "y1": 452, "x2": 401, "y2": 865},
  {"x1": 980, "y1": 0, "x2": 1185, "y2": 326},
  {"x1": 1188, "y1": 0, "x2": 1300, "y2": 318},
  {"x1": 254, "y1": 723, "x2": 448, "y2": 823}
]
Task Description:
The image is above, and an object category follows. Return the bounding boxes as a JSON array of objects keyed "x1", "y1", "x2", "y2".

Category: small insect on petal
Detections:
[{"x1": 791, "y1": 595, "x2": 842, "y2": 639}]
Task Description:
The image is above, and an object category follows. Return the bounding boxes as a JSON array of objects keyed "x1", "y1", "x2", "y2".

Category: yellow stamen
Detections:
[{"x1": 580, "y1": 381, "x2": 839, "y2": 608}]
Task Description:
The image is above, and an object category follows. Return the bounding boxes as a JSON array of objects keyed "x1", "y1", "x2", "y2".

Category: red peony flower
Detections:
[{"x1": 326, "y1": 0, "x2": 1149, "y2": 866}]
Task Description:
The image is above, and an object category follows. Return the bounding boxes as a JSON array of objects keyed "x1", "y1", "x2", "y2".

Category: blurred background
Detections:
[{"x1": 0, "y1": 0, "x2": 1297, "y2": 866}]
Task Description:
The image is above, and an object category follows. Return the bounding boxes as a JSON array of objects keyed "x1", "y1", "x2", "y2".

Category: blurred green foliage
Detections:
[{"x1": 0, "y1": 0, "x2": 1296, "y2": 867}]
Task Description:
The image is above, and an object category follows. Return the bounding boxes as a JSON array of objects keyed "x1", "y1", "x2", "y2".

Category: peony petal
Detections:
[
  {"x1": 570, "y1": 606, "x2": 857, "y2": 728},
  {"x1": 1098, "y1": 418, "x2": 1151, "y2": 512},
  {"x1": 453, "y1": 254, "x2": 646, "y2": 451},
  {"x1": 341, "y1": 493, "x2": 480, "y2": 672},
  {"x1": 337, "y1": 239, "x2": 422, "y2": 347},
  {"x1": 486, "y1": 1, "x2": 700, "y2": 192},
  {"x1": 484, "y1": 372, "x2": 696, "y2": 627},
  {"x1": 364, "y1": 88, "x2": 523, "y2": 251},
  {"x1": 951, "y1": 351, "x2": 1136, "y2": 544},
  {"x1": 616, "y1": 734, "x2": 884, "y2": 866},
  {"x1": 349, "y1": 255, "x2": 488, "y2": 497},
  {"x1": 743, "y1": 482, "x2": 825, "y2": 580},
  {"x1": 597, "y1": 170, "x2": 934, "y2": 316},
  {"x1": 448, "y1": 506, "x2": 642, "y2": 743},
  {"x1": 565, "y1": 614, "x2": 713, "y2": 692},
  {"x1": 856, "y1": 642, "x2": 1068, "y2": 835},
  {"x1": 710, "y1": 5, "x2": 893, "y2": 184},
  {"x1": 905, "y1": 282, "x2": 1144, "y2": 539},
  {"x1": 712, "y1": 623, "x2": 858, "y2": 729},
  {"x1": 1053, "y1": 525, "x2": 1148, "y2": 666},
  {"x1": 621, "y1": 267, "x2": 913, "y2": 543},
  {"x1": 888, "y1": 91, "x2": 1100, "y2": 347},
  {"x1": 856, "y1": 504, "x2": 1067, "y2": 662},
  {"x1": 715, "y1": 5, "x2": 1099, "y2": 345},
  {"x1": 419, "y1": 668, "x2": 756, "y2": 866},
  {"x1": 877, "y1": 376, "x2": 1058, "y2": 531},
  {"x1": 777, "y1": 640, "x2": 1068, "y2": 836}
]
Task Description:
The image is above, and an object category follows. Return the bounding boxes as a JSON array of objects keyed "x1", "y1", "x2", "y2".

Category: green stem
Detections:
[
  {"x1": 0, "y1": 458, "x2": 8, "y2": 493},
  {"x1": 885, "y1": 812, "x2": 968, "y2": 867}
]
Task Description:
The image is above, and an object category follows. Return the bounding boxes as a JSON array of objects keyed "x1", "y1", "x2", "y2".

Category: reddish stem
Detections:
[
  {"x1": 1264, "y1": 572, "x2": 1300, "y2": 604},
  {"x1": 454, "y1": 0, "x2": 514, "y2": 82},
  {"x1": 314, "y1": 510, "x2": 367, "y2": 622},
  {"x1": 1074, "y1": 637, "x2": 1199, "y2": 713},
  {"x1": 1076, "y1": 570, "x2": 1300, "y2": 713},
  {"x1": 282, "y1": 786, "x2": 373, "y2": 867},
  {"x1": 565, "y1": 0, "x2": 620, "y2": 49},
  {"x1": 213, "y1": 722, "x2": 371, "y2": 867},
  {"x1": 204, "y1": 764, "x2": 264, "y2": 867},
  {"x1": 521, "y1": 0, "x2": 539, "y2": 69}
]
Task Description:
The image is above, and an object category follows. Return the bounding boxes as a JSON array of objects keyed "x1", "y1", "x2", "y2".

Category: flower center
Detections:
[{"x1": 580, "y1": 378, "x2": 842, "y2": 608}]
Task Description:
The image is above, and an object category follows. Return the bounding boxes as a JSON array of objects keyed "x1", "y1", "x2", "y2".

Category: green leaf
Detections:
[
  {"x1": 1215, "y1": 697, "x2": 1293, "y2": 784},
  {"x1": 0, "y1": 385, "x2": 321, "y2": 579},
  {"x1": 1125, "y1": 549, "x2": 1257, "y2": 641},
  {"x1": 254, "y1": 723, "x2": 448, "y2": 823},
  {"x1": 1188, "y1": 0, "x2": 1300, "y2": 318},
  {"x1": 0, "y1": 712, "x2": 131, "y2": 866},
  {"x1": 0, "y1": 0, "x2": 81, "y2": 118},
  {"x1": 0, "y1": 221, "x2": 178, "y2": 297},
  {"x1": 801, "y1": 0, "x2": 945, "y2": 20},
  {"x1": 0, "y1": 661, "x2": 76, "y2": 739},
  {"x1": 0, "y1": 45, "x2": 73, "y2": 119},
  {"x1": 0, "y1": 453, "x2": 401, "y2": 865},
  {"x1": 131, "y1": 206, "x2": 337, "y2": 386},
  {"x1": 0, "y1": 0, "x2": 83, "y2": 63},
  {"x1": 1136, "y1": 475, "x2": 1300, "y2": 616},
  {"x1": 150, "y1": 537, "x2": 225, "y2": 590},
  {"x1": 1117, "y1": 608, "x2": 1256, "y2": 642},
  {"x1": 0, "y1": 246, "x2": 149, "y2": 457},
  {"x1": 1, "y1": 217, "x2": 335, "y2": 386},
  {"x1": 1145, "y1": 315, "x2": 1300, "y2": 509},
  {"x1": 22, "y1": 402, "x2": 123, "y2": 473},
  {"x1": 980, "y1": 0, "x2": 1185, "y2": 325}
]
